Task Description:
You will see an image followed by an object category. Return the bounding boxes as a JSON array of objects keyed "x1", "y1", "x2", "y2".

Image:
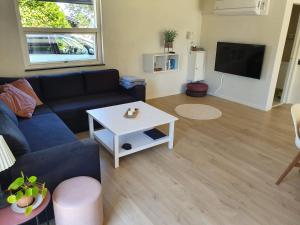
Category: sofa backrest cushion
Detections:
[
  {"x1": 0, "y1": 100, "x2": 18, "y2": 125},
  {"x1": 40, "y1": 72, "x2": 85, "y2": 101},
  {"x1": 83, "y1": 69, "x2": 119, "y2": 94},
  {"x1": 0, "y1": 112, "x2": 31, "y2": 157}
]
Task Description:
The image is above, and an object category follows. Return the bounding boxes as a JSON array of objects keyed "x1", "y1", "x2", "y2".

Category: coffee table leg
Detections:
[
  {"x1": 168, "y1": 121, "x2": 175, "y2": 149},
  {"x1": 88, "y1": 115, "x2": 95, "y2": 140},
  {"x1": 114, "y1": 135, "x2": 119, "y2": 168}
]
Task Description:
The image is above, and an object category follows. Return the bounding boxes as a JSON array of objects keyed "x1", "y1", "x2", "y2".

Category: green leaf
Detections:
[
  {"x1": 32, "y1": 186, "x2": 39, "y2": 198},
  {"x1": 25, "y1": 205, "x2": 33, "y2": 216},
  {"x1": 21, "y1": 171, "x2": 24, "y2": 178},
  {"x1": 16, "y1": 191, "x2": 24, "y2": 201},
  {"x1": 8, "y1": 177, "x2": 24, "y2": 190},
  {"x1": 25, "y1": 188, "x2": 33, "y2": 197},
  {"x1": 42, "y1": 187, "x2": 48, "y2": 199},
  {"x1": 7, "y1": 195, "x2": 17, "y2": 204},
  {"x1": 28, "y1": 176, "x2": 37, "y2": 184}
]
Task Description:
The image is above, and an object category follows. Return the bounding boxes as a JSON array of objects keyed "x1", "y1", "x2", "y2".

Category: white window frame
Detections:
[{"x1": 14, "y1": 0, "x2": 104, "y2": 70}]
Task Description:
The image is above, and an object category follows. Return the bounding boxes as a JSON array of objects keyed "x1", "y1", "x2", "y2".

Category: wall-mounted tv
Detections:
[{"x1": 215, "y1": 42, "x2": 266, "y2": 79}]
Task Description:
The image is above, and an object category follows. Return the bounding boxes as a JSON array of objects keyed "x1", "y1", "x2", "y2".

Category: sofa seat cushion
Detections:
[
  {"x1": 48, "y1": 92, "x2": 136, "y2": 132},
  {"x1": 48, "y1": 92, "x2": 135, "y2": 112},
  {"x1": 0, "y1": 112, "x2": 31, "y2": 157},
  {"x1": 18, "y1": 113, "x2": 77, "y2": 152},
  {"x1": 33, "y1": 104, "x2": 53, "y2": 116}
]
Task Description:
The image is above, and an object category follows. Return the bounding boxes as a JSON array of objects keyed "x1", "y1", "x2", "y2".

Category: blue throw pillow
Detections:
[
  {"x1": 0, "y1": 112, "x2": 30, "y2": 157},
  {"x1": 0, "y1": 100, "x2": 18, "y2": 125}
]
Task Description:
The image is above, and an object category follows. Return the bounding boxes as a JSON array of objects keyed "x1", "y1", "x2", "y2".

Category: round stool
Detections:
[
  {"x1": 186, "y1": 82, "x2": 208, "y2": 97},
  {"x1": 53, "y1": 177, "x2": 103, "y2": 225}
]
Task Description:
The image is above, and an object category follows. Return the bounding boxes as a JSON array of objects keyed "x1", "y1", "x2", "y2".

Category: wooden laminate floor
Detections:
[{"x1": 80, "y1": 94, "x2": 300, "y2": 225}]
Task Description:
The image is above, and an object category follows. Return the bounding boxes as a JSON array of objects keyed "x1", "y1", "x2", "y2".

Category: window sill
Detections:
[{"x1": 25, "y1": 63, "x2": 106, "y2": 72}]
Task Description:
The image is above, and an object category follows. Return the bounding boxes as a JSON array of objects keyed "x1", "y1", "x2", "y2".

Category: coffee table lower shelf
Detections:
[{"x1": 94, "y1": 129, "x2": 169, "y2": 161}]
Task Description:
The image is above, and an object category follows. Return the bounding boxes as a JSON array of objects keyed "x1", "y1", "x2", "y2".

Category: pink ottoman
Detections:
[{"x1": 53, "y1": 176, "x2": 103, "y2": 225}]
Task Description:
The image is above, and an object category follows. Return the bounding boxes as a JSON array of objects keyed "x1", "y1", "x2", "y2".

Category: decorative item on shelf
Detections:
[
  {"x1": 191, "y1": 46, "x2": 204, "y2": 52},
  {"x1": 167, "y1": 59, "x2": 171, "y2": 70},
  {"x1": 0, "y1": 135, "x2": 16, "y2": 209},
  {"x1": 164, "y1": 30, "x2": 178, "y2": 53},
  {"x1": 154, "y1": 68, "x2": 163, "y2": 72},
  {"x1": 170, "y1": 58, "x2": 176, "y2": 70},
  {"x1": 124, "y1": 108, "x2": 139, "y2": 118},
  {"x1": 6, "y1": 172, "x2": 48, "y2": 216}
]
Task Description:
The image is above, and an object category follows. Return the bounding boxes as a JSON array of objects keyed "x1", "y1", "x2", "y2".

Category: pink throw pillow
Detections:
[
  {"x1": 10, "y1": 79, "x2": 43, "y2": 106},
  {"x1": 0, "y1": 84, "x2": 36, "y2": 118}
]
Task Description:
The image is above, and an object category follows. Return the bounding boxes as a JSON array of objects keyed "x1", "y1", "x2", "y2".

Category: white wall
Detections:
[
  {"x1": 289, "y1": 65, "x2": 300, "y2": 103},
  {"x1": 200, "y1": 0, "x2": 289, "y2": 110},
  {"x1": 277, "y1": 62, "x2": 289, "y2": 89},
  {"x1": 0, "y1": 0, "x2": 202, "y2": 100}
]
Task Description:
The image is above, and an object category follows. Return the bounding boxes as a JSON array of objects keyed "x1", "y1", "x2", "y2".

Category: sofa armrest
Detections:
[
  {"x1": 10, "y1": 140, "x2": 100, "y2": 192},
  {"x1": 120, "y1": 85, "x2": 146, "y2": 102}
]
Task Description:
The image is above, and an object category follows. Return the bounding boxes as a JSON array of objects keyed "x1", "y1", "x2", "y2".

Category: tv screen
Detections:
[{"x1": 215, "y1": 42, "x2": 265, "y2": 79}]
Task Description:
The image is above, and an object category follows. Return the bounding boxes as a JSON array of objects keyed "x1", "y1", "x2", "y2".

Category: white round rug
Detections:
[{"x1": 175, "y1": 104, "x2": 222, "y2": 120}]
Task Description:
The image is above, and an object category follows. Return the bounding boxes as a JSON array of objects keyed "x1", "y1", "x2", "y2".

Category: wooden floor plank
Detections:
[{"x1": 78, "y1": 94, "x2": 300, "y2": 225}]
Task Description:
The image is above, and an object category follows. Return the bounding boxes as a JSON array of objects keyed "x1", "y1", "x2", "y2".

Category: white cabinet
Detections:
[
  {"x1": 187, "y1": 51, "x2": 206, "y2": 82},
  {"x1": 143, "y1": 53, "x2": 179, "y2": 73}
]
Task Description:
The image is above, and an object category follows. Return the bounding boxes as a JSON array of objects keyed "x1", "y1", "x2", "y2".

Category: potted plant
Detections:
[
  {"x1": 6, "y1": 172, "x2": 47, "y2": 216},
  {"x1": 164, "y1": 30, "x2": 178, "y2": 52}
]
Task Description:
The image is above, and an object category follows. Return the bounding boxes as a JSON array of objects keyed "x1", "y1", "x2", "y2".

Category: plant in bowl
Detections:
[
  {"x1": 164, "y1": 30, "x2": 178, "y2": 50},
  {"x1": 6, "y1": 172, "x2": 47, "y2": 216}
]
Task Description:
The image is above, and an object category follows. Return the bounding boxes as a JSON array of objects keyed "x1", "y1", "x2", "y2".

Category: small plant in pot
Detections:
[
  {"x1": 164, "y1": 30, "x2": 178, "y2": 52},
  {"x1": 6, "y1": 172, "x2": 47, "y2": 216}
]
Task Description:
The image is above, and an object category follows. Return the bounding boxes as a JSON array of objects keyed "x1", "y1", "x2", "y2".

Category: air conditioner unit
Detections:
[{"x1": 214, "y1": 0, "x2": 270, "y2": 16}]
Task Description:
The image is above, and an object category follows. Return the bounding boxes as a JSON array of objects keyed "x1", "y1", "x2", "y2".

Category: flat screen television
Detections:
[{"x1": 215, "y1": 42, "x2": 265, "y2": 79}]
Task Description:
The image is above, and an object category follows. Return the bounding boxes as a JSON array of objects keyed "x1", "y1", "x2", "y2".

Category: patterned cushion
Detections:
[
  {"x1": 0, "y1": 84, "x2": 36, "y2": 118},
  {"x1": 10, "y1": 79, "x2": 43, "y2": 106}
]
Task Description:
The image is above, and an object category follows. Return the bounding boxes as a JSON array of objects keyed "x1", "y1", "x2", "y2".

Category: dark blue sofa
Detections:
[{"x1": 0, "y1": 69, "x2": 146, "y2": 224}]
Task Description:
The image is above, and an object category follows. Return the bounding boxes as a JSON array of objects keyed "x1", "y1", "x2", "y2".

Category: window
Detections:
[{"x1": 15, "y1": 0, "x2": 104, "y2": 70}]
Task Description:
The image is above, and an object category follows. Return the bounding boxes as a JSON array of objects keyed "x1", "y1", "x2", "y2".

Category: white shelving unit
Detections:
[{"x1": 143, "y1": 53, "x2": 179, "y2": 73}]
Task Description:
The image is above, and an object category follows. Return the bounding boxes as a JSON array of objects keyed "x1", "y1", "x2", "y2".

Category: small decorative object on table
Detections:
[
  {"x1": 122, "y1": 143, "x2": 132, "y2": 150},
  {"x1": 124, "y1": 108, "x2": 139, "y2": 118},
  {"x1": 6, "y1": 172, "x2": 48, "y2": 216},
  {"x1": 0, "y1": 192, "x2": 51, "y2": 225},
  {"x1": 191, "y1": 46, "x2": 204, "y2": 51}
]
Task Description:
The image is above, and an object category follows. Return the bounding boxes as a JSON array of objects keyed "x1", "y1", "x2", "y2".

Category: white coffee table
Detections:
[{"x1": 86, "y1": 101, "x2": 178, "y2": 168}]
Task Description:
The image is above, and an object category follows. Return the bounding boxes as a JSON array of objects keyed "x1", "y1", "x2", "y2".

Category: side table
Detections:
[{"x1": 0, "y1": 192, "x2": 51, "y2": 225}]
